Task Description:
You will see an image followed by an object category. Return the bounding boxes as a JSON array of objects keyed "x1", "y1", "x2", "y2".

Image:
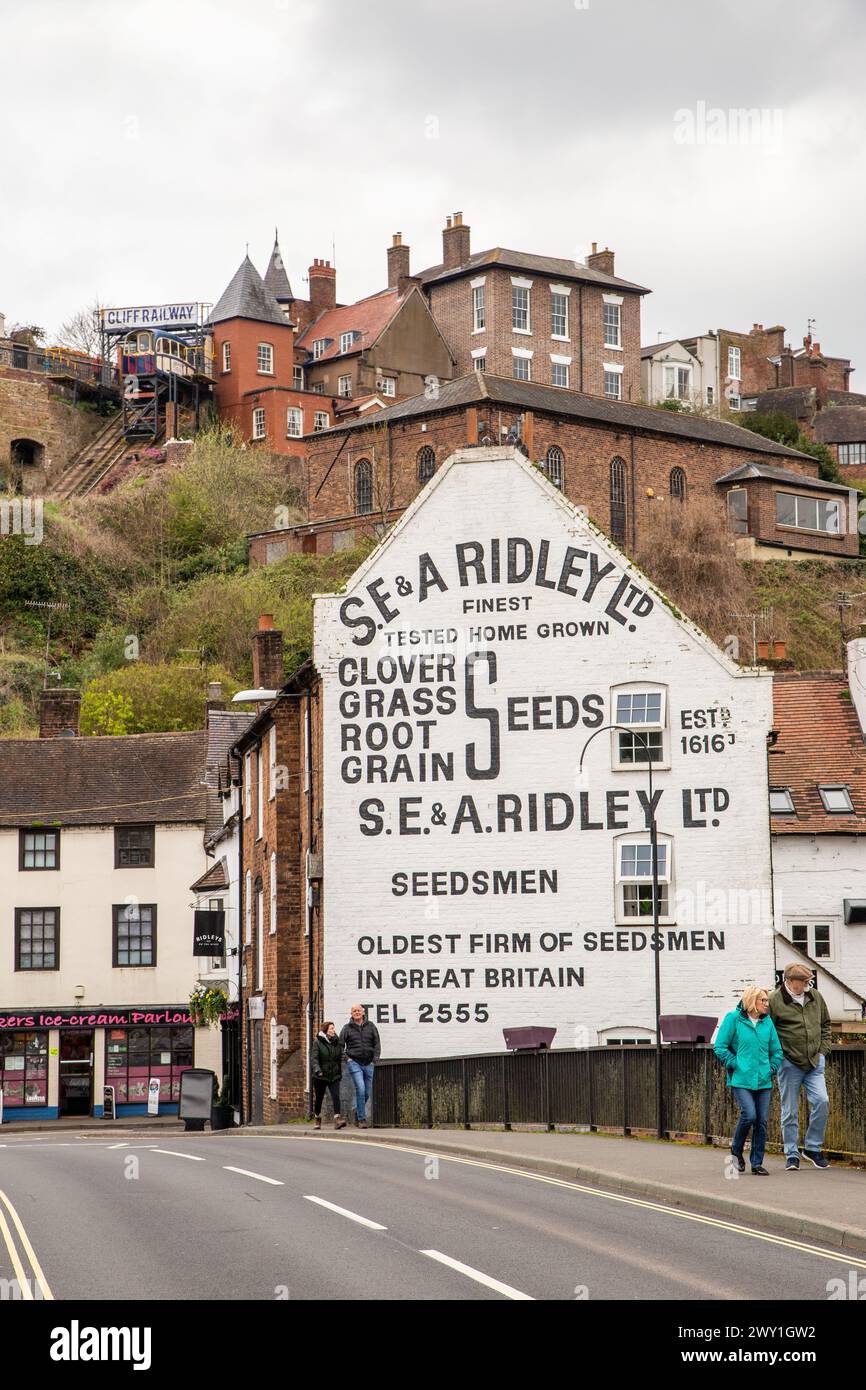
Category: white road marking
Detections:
[
  {"x1": 107, "y1": 1143, "x2": 129, "y2": 1150},
  {"x1": 421, "y1": 1249, "x2": 534, "y2": 1300},
  {"x1": 151, "y1": 1149, "x2": 205, "y2": 1161},
  {"x1": 0, "y1": 1189, "x2": 53, "y2": 1301},
  {"x1": 298, "y1": 1137, "x2": 866, "y2": 1270},
  {"x1": 303, "y1": 1195, "x2": 387, "y2": 1230},
  {"x1": 223, "y1": 1165, "x2": 284, "y2": 1186}
]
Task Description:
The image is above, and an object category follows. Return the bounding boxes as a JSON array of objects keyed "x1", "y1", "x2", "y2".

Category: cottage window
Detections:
[
  {"x1": 113, "y1": 903, "x2": 156, "y2": 967},
  {"x1": 15, "y1": 908, "x2": 59, "y2": 970},
  {"x1": 839, "y1": 443, "x2": 866, "y2": 467},
  {"x1": 20, "y1": 829, "x2": 59, "y2": 870},
  {"x1": 115, "y1": 825, "x2": 154, "y2": 868}
]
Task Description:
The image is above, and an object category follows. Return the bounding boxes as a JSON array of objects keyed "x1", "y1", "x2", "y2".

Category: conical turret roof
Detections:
[
  {"x1": 210, "y1": 254, "x2": 288, "y2": 327},
  {"x1": 264, "y1": 232, "x2": 293, "y2": 304}
]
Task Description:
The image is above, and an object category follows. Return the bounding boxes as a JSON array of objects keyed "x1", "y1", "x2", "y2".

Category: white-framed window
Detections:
[
  {"x1": 256, "y1": 882, "x2": 264, "y2": 990},
  {"x1": 313, "y1": 410, "x2": 329, "y2": 432},
  {"x1": 663, "y1": 364, "x2": 691, "y2": 400},
  {"x1": 312, "y1": 338, "x2": 327, "y2": 360},
  {"x1": 257, "y1": 342, "x2": 274, "y2": 374},
  {"x1": 269, "y1": 852, "x2": 277, "y2": 935},
  {"x1": 604, "y1": 370, "x2": 622, "y2": 400},
  {"x1": 255, "y1": 749, "x2": 263, "y2": 840},
  {"x1": 775, "y1": 492, "x2": 841, "y2": 535},
  {"x1": 550, "y1": 291, "x2": 569, "y2": 339},
  {"x1": 769, "y1": 787, "x2": 795, "y2": 814},
  {"x1": 728, "y1": 392, "x2": 741, "y2": 411},
  {"x1": 512, "y1": 348, "x2": 532, "y2": 381},
  {"x1": 312, "y1": 381, "x2": 325, "y2": 394},
  {"x1": 268, "y1": 725, "x2": 277, "y2": 801},
  {"x1": 340, "y1": 331, "x2": 355, "y2": 354},
  {"x1": 727, "y1": 345, "x2": 741, "y2": 380},
  {"x1": 611, "y1": 685, "x2": 667, "y2": 767},
  {"x1": 818, "y1": 784, "x2": 853, "y2": 813},
  {"x1": 545, "y1": 446, "x2": 564, "y2": 489},
  {"x1": 472, "y1": 284, "x2": 485, "y2": 332},
  {"x1": 377, "y1": 376, "x2": 396, "y2": 397},
  {"x1": 616, "y1": 835, "x2": 672, "y2": 922},
  {"x1": 512, "y1": 284, "x2": 530, "y2": 332},
  {"x1": 244, "y1": 751, "x2": 252, "y2": 817},
  {"x1": 551, "y1": 360, "x2": 569, "y2": 388},
  {"x1": 471, "y1": 350, "x2": 486, "y2": 372},
  {"x1": 287, "y1": 406, "x2": 303, "y2": 438},
  {"x1": 786, "y1": 918, "x2": 834, "y2": 962},
  {"x1": 839, "y1": 443, "x2": 866, "y2": 467},
  {"x1": 603, "y1": 303, "x2": 621, "y2": 348},
  {"x1": 338, "y1": 374, "x2": 352, "y2": 398},
  {"x1": 252, "y1": 408, "x2": 266, "y2": 441},
  {"x1": 244, "y1": 869, "x2": 252, "y2": 945},
  {"x1": 269, "y1": 1015, "x2": 278, "y2": 1099},
  {"x1": 222, "y1": 341, "x2": 231, "y2": 373},
  {"x1": 292, "y1": 364, "x2": 304, "y2": 390}
]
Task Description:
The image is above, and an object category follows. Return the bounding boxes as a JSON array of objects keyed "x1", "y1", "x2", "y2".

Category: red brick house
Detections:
[
  {"x1": 248, "y1": 371, "x2": 858, "y2": 564},
  {"x1": 415, "y1": 213, "x2": 648, "y2": 401}
]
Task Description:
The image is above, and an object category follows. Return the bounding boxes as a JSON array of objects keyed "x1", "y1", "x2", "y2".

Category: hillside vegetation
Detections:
[{"x1": 0, "y1": 428, "x2": 860, "y2": 736}]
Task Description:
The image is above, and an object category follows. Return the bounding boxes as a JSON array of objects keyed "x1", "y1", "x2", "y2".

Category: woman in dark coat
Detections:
[{"x1": 313, "y1": 1021, "x2": 346, "y2": 1130}]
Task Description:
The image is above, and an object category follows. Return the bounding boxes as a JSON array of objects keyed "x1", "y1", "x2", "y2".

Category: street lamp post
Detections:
[{"x1": 579, "y1": 724, "x2": 664, "y2": 1140}]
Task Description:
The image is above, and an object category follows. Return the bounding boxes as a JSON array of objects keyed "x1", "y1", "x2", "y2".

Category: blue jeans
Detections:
[
  {"x1": 347, "y1": 1059, "x2": 374, "y2": 1122},
  {"x1": 731, "y1": 1087, "x2": 772, "y2": 1168},
  {"x1": 777, "y1": 1055, "x2": 829, "y2": 1157}
]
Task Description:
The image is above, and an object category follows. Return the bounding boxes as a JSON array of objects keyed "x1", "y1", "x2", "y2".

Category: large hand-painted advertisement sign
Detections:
[{"x1": 314, "y1": 449, "x2": 775, "y2": 1057}]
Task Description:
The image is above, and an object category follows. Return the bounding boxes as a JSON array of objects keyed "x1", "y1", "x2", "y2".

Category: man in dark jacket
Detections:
[
  {"x1": 768, "y1": 963, "x2": 832, "y2": 1171},
  {"x1": 340, "y1": 1004, "x2": 381, "y2": 1128}
]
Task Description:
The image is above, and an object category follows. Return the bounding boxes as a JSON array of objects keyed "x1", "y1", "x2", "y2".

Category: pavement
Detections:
[{"x1": 236, "y1": 1123, "x2": 866, "y2": 1254}]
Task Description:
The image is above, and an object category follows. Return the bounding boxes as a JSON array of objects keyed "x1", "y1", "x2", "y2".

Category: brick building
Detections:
[
  {"x1": 413, "y1": 213, "x2": 648, "y2": 400},
  {"x1": 248, "y1": 372, "x2": 857, "y2": 565},
  {"x1": 232, "y1": 618, "x2": 323, "y2": 1123}
]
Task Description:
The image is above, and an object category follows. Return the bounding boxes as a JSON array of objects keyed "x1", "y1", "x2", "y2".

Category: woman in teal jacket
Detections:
[{"x1": 714, "y1": 985, "x2": 783, "y2": 1175}]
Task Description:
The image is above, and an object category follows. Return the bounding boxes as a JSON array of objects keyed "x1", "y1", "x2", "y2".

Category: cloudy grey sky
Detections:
[{"x1": 3, "y1": 0, "x2": 864, "y2": 380}]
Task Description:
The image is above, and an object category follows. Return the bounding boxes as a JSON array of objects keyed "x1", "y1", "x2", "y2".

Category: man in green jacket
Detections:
[{"x1": 768, "y1": 963, "x2": 832, "y2": 1171}]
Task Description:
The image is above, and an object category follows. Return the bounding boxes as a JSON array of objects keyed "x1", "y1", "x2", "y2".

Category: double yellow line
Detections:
[{"x1": 0, "y1": 1189, "x2": 53, "y2": 1301}]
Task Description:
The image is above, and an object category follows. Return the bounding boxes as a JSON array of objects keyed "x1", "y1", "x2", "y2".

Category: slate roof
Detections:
[
  {"x1": 314, "y1": 370, "x2": 814, "y2": 460},
  {"x1": 210, "y1": 255, "x2": 288, "y2": 328},
  {"x1": 296, "y1": 287, "x2": 405, "y2": 363},
  {"x1": 771, "y1": 674, "x2": 866, "y2": 834},
  {"x1": 205, "y1": 709, "x2": 254, "y2": 842},
  {"x1": 814, "y1": 406, "x2": 866, "y2": 445},
  {"x1": 264, "y1": 234, "x2": 293, "y2": 304},
  {"x1": 0, "y1": 731, "x2": 207, "y2": 828},
  {"x1": 714, "y1": 461, "x2": 851, "y2": 494},
  {"x1": 417, "y1": 247, "x2": 650, "y2": 295}
]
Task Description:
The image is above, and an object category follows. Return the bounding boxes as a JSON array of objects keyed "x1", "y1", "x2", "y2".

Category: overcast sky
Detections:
[{"x1": 3, "y1": 0, "x2": 864, "y2": 382}]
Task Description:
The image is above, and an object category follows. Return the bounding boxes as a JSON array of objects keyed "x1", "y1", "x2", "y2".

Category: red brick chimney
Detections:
[
  {"x1": 442, "y1": 212, "x2": 470, "y2": 270},
  {"x1": 308, "y1": 259, "x2": 336, "y2": 318},
  {"x1": 387, "y1": 233, "x2": 411, "y2": 290},
  {"x1": 251, "y1": 614, "x2": 284, "y2": 691},
  {"x1": 586, "y1": 243, "x2": 615, "y2": 275},
  {"x1": 39, "y1": 688, "x2": 81, "y2": 738}
]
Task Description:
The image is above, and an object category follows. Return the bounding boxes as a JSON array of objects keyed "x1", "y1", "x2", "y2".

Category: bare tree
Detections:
[{"x1": 55, "y1": 300, "x2": 108, "y2": 357}]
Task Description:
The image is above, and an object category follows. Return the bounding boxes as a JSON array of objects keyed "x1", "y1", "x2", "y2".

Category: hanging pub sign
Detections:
[{"x1": 193, "y1": 909, "x2": 225, "y2": 957}]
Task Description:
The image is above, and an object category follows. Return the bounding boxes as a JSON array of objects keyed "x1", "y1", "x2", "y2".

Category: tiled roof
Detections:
[
  {"x1": 296, "y1": 287, "x2": 405, "y2": 363},
  {"x1": 314, "y1": 371, "x2": 814, "y2": 459},
  {"x1": 771, "y1": 674, "x2": 866, "y2": 834},
  {"x1": 210, "y1": 255, "x2": 288, "y2": 328},
  {"x1": 715, "y1": 461, "x2": 851, "y2": 493},
  {"x1": 264, "y1": 235, "x2": 293, "y2": 303},
  {"x1": 0, "y1": 730, "x2": 207, "y2": 828},
  {"x1": 190, "y1": 856, "x2": 229, "y2": 893},
  {"x1": 417, "y1": 247, "x2": 650, "y2": 295},
  {"x1": 753, "y1": 386, "x2": 816, "y2": 418},
  {"x1": 205, "y1": 710, "x2": 254, "y2": 841},
  {"x1": 640, "y1": 339, "x2": 692, "y2": 358},
  {"x1": 814, "y1": 406, "x2": 866, "y2": 445}
]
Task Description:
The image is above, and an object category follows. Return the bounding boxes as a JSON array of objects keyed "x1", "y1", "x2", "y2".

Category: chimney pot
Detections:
[
  {"x1": 258, "y1": 614, "x2": 274, "y2": 630},
  {"x1": 592, "y1": 241, "x2": 598, "y2": 254}
]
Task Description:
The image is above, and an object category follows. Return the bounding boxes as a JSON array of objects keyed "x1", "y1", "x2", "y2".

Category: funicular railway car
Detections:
[{"x1": 117, "y1": 326, "x2": 214, "y2": 438}]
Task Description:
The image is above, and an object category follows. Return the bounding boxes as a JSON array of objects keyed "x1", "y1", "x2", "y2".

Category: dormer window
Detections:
[
  {"x1": 769, "y1": 788, "x2": 796, "y2": 814},
  {"x1": 818, "y1": 785, "x2": 853, "y2": 813},
  {"x1": 312, "y1": 338, "x2": 328, "y2": 360},
  {"x1": 340, "y1": 331, "x2": 357, "y2": 354}
]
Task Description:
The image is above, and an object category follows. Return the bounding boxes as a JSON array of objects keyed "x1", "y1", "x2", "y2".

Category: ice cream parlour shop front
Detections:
[{"x1": 0, "y1": 1006, "x2": 221, "y2": 1122}]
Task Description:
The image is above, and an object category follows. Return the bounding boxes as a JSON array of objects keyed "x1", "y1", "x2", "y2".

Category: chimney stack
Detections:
[
  {"x1": 586, "y1": 243, "x2": 615, "y2": 276},
  {"x1": 442, "y1": 211, "x2": 470, "y2": 269},
  {"x1": 252, "y1": 614, "x2": 284, "y2": 691},
  {"x1": 387, "y1": 233, "x2": 412, "y2": 291},
  {"x1": 308, "y1": 258, "x2": 337, "y2": 319},
  {"x1": 206, "y1": 681, "x2": 225, "y2": 712},
  {"x1": 39, "y1": 688, "x2": 81, "y2": 738}
]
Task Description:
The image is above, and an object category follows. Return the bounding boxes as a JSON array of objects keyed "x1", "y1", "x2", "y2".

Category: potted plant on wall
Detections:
[{"x1": 188, "y1": 983, "x2": 229, "y2": 1029}]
